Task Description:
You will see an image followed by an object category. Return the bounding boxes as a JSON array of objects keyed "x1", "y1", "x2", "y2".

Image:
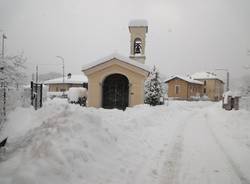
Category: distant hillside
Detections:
[{"x1": 38, "y1": 72, "x2": 62, "y2": 82}]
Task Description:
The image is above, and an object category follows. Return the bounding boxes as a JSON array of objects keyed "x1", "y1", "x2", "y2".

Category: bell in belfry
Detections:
[{"x1": 134, "y1": 41, "x2": 142, "y2": 54}]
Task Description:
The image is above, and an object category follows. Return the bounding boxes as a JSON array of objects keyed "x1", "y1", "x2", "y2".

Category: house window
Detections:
[
  {"x1": 204, "y1": 80, "x2": 206, "y2": 86},
  {"x1": 204, "y1": 88, "x2": 206, "y2": 94},
  {"x1": 175, "y1": 85, "x2": 180, "y2": 95}
]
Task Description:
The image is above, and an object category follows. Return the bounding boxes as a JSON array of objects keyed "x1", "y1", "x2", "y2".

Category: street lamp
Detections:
[
  {"x1": 215, "y1": 68, "x2": 229, "y2": 91},
  {"x1": 56, "y1": 56, "x2": 65, "y2": 94}
]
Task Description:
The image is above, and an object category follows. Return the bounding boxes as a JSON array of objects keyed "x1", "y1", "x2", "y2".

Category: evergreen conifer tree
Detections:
[{"x1": 144, "y1": 66, "x2": 164, "y2": 106}]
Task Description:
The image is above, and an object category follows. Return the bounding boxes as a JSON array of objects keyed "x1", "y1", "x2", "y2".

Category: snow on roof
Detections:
[
  {"x1": 129, "y1": 19, "x2": 148, "y2": 27},
  {"x1": 192, "y1": 72, "x2": 223, "y2": 82},
  {"x1": 164, "y1": 75, "x2": 204, "y2": 85},
  {"x1": 44, "y1": 75, "x2": 88, "y2": 85},
  {"x1": 82, "y1": 53, "x2": 151, "y2": 72},
  {"x1": 129, "y1": 19, "x2": 148, "y2": 33}
]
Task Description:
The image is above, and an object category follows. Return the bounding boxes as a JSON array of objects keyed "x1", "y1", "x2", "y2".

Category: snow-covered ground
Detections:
[{"x1": 0, "y1": 99, "x2": 250, "y2": 184}]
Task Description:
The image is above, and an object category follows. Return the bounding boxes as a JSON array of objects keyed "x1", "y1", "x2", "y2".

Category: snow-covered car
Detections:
[{"x1": 68, "y1": 87, "x2": 87, "y2": 106}]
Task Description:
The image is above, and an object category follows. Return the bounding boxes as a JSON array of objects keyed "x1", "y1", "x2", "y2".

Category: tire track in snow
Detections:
[
  {"x1": 159, "y1": 113, "x2": 193, "y2": 184},
  {"x1": 133, "y1": 110, "x2": 194, "y2": 184},
  {"x1": 205, "y1": 114, "x2": 250, "y2": 184},
  {"x1": 160, "y1": 132, "x2": 184, "y2": 184}
]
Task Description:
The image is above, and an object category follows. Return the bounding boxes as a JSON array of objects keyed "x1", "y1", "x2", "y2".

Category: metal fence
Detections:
[
  {"x1": 31, "y1": 81, "x2": 43, "y2": 110},
  {"x1": 0, "y1": 82, "x2": 6, "y2": 126}
]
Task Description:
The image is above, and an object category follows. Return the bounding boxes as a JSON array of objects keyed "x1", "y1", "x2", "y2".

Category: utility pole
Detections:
[
  {"x1": 226, "y1": 71, "x2": 229, "y2": 91},
  {"x1": 2, "y1": 34, "x2": 7, "y2": 59},
  {"x1": 36, "y1": 65, "x2": 38, "y2": 82},
  {"x1": 56, "y1": 56, "x2": 65, "y2": 95},
  {"x1": 215, "y1": 69, "x2": 229, "y2": 92}
]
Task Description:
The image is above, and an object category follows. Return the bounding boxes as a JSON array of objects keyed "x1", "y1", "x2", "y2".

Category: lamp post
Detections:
[
  {"x1": 215, "y1": 68, "x2": 229, "y2": 91},
  {"x1": 56, "y1": 56, "x2": 65, "y2": 94}
]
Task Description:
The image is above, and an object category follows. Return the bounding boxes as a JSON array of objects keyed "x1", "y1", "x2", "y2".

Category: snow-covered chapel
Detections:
[{"x1": 82, "y1": 20, "x2": 150, "y2": 110}]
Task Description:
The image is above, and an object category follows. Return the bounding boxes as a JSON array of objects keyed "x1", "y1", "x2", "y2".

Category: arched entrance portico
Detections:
[{"x1": 102, "y1": 74, "x2": 129, "y2": 110}]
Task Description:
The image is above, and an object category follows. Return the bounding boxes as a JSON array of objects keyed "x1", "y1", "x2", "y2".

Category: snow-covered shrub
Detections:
[
  {"x1": 240, "y1": 96, "x2": 250, "y2": 111},
  {"x1": 238, "y1": 74, "x2": 250, "y2": 97},
  {"x1": 190, "y1": 96, "x2": 200, "y2": 101},
  {"x1": 5, "y1": 88, "x2": 26, "y2": 112},
  {"x1": 0, "y1": 54, "x2": 27, "y2": 87},
  {"x1": 200, "y1": 95, "x2": 209, "y2": 101},
  {"x1": 0, "y1": 54, "x2": 28, "y2": 110},
  {"x1": 47, "y1": 91, "x2": 66, "y2": 99},
  {"x1": 68, "y1": 87, "x2": 87, "y2": 106},
  {"x1": 144, "y1": 66, "x2": 164, "y2": 106}
]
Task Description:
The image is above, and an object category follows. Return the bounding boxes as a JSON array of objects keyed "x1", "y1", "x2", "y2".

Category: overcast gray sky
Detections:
[{"x1": 0, "y1": 0, "x2": 250, "y2": 80}]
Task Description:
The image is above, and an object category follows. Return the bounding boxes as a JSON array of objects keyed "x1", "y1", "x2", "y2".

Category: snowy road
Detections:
[{"x1": 0, "y1": 99, "x2": 250, "y2": 184}]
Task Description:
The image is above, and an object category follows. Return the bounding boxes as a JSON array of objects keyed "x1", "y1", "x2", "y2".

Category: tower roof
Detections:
[{"x1": 129, "y1": 19, "x2": 148, "y2": 32}]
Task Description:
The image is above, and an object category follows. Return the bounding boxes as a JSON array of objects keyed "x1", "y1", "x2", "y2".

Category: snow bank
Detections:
[
  {"x1": 0, "y1": 99, "x2": 176, "y2": 184},
  {"x1": 0, "y1": 100, "x2": 250, "y2": 184}
]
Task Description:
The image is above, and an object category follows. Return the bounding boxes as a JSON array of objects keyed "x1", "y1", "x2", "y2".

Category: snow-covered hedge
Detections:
[
  {"x1": 240, "y1": 96, "x2": 250, "y2": 111},
  {"x1": 47, "y1": 91, "x2": 68, "y2": 99}
]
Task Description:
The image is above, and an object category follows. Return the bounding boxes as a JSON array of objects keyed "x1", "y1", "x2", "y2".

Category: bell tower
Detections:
[{"x1": 129, "y1": 20, "x2": 148, "y2": 64}]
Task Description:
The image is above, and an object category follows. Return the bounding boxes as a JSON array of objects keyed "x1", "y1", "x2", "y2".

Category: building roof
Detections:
[
  {"x1": 191, "y1": 72, "x2": 224, "y2": 83},
  {"x1": 81, "y1": 53, "x2": 151, "y2": 72},
  {"x1": 129, "y1": 19, "x2": 148, "y2": 27},
  {"x1": 129, "y1": 19, "x2": 148, "y2": 33},
  {"x1": 164, "y1": 75, "x2": 204, "y2": 85},
  {"x1": 43, "y1": 75, "x2": 88, "y2": 85}
]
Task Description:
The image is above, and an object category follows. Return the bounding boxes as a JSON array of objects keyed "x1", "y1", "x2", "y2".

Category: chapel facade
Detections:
[{"x1": 82, "y1": 20, "x2": 150, "y2": 110}]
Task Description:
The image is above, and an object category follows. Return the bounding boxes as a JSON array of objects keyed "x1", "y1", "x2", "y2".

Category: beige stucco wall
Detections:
[
  {"x1": 83, "y1": 58, "x2": 148, "y2": 108},
  {"x1": 168, "y1": 79, "x2": 188, "y2": 100},
  {"x1": 167, "y1": 78, "x2": 203, "y2": 100},
  {"x1": 197, "y1": 79, "x2": 224, "y2": 101},
  {"x1": 187, "y1": 83, "x2": 203, "y2": 98}
]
